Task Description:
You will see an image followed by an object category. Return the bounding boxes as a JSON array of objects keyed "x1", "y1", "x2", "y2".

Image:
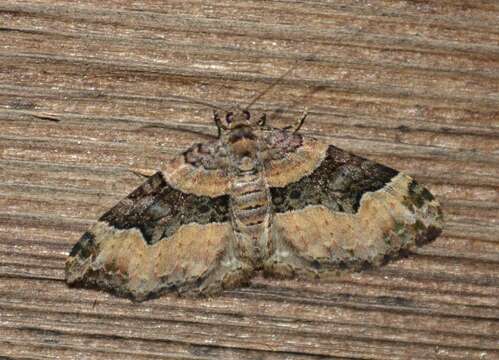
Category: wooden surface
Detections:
[{"x1": 1, "y1": 1, "x2": 498, "y2": 359}]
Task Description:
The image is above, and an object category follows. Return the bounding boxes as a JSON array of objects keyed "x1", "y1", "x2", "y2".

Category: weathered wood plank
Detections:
[{"x1": 0, "y1": 0, "x2": 498, "y2": 359}]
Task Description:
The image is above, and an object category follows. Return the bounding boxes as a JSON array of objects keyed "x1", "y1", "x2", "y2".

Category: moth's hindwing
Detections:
[
  {"x1": 65, "y1": 162, "x2": 250, "y2": 300},
  {"x1": 265, "y1": 144, "x2": 443, "y2": 277}
]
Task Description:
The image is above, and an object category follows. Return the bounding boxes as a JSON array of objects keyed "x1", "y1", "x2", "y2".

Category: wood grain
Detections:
[{"x1": 0, "y1": 1, "x2": 498, "y2": 359}]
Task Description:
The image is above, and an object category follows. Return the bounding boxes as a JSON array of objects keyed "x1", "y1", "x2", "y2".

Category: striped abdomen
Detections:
[{"x1": 230, "y1": 170, "x2": 271, "y2": 263}]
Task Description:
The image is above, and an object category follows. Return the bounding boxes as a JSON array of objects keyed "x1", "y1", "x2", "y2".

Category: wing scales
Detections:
[
  {"x1": 265, "y1": 144, "x2": 443, "y2": 277},
  {"x1": 65, "y1": 143, "x2": 250, "y2": 300}
]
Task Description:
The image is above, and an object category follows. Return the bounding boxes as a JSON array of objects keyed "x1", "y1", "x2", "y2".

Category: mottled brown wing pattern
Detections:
[
  {"x1": 65, "y1": 142, "x2": 245, "y2": 300},
  {"x1": 99, "y1": 172, "x2": 231, "y2": 245},
  {"x1": 66, "y1": 109, "x2": 444, "y2": 300},
  {"x1": 264, "y1": 143, "x2": 443, "y2": 278}
]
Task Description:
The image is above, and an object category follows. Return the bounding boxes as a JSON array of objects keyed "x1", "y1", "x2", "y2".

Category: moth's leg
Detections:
[{"x1": 283, "y1": 109, "x2": 308, "y2": 133}]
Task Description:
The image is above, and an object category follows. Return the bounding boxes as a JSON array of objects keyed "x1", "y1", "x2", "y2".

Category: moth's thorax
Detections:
[{"x1": 226, "y1": 126, "x2": 259, "y2": 171}]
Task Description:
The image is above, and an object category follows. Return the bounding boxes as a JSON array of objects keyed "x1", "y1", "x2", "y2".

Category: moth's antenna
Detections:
[
  {"x1": 245, "y1": 63, "x2": 299, "y2": 110},
  {"x1": 135, "y1": 94, "x2": 226, "y2": 140},
  {"x1": 169, "y1": 94, "x2": 229, "y2": 112},
  {"x1": 138, "y1": 123, "x2": 218, "y2": 140}
]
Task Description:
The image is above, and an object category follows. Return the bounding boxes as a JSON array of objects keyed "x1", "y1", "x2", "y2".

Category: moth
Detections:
[{"x1": 66, "y1": 99, "x2": 443, "y2": 301}]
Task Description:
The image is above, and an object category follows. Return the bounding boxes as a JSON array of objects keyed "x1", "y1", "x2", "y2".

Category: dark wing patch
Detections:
[
  {"x1": 98, "y1": 172, "x2": 230, "y2": 245},
  {"x1": 69, "y1": 231, "x2": 96, "y2": 258},
  {"x1": 66, "y1": 171, "x2": 235, "y2": 300},
  {"x1": 270, "y1": 145, "x2": 398, "y2": 214}
]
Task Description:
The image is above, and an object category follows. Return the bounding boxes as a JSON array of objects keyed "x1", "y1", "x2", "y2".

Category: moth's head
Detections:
[
  {"x1": 213, "y1": 107, "x2": 267, "y2": 159},
  {"x1": 213, "y1": 106, "x2": 266, "y2": 133}
]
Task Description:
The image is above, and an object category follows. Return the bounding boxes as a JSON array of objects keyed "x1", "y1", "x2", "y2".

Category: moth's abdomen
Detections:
[
  {"x1": 231, "y1": 174, "x2": 270, "y2": 228},
  {"x1": 230, "y1": 171, "x2": 272, "y2": 264}
]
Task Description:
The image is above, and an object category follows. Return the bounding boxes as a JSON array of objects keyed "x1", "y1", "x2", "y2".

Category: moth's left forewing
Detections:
[
  {"x1": 265, "y1": 137, "x2": 443, "y2": 275},
  {"x1": 66, "y1": 142, "x2": 237, "y2": 300}
]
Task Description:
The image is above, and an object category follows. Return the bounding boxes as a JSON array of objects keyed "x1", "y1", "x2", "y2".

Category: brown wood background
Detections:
[{"x1": 1, "y1": 1, "x2": 498, "y2": 359}]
